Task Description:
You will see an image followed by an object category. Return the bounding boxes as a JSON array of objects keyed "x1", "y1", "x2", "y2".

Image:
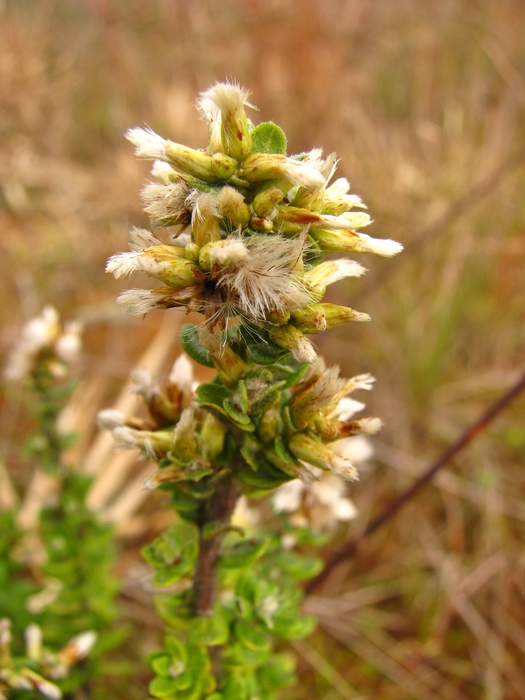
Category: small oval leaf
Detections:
[{"x1": 251, "y1": 122, "x2": 287, "y2": 155}]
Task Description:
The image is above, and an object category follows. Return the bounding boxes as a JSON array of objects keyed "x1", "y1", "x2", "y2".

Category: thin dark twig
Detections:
[
  {"x1": 356, "y1": 142, "x2": 525, "y2": 301},
  {"x1": 306, "y1": 370, "x2": 525, "y2": 594}
]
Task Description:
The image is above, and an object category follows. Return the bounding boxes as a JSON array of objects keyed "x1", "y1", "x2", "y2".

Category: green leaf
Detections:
[
  {"x1": 154, "y1": 591, "x2": 193, "y2": 630},
  {"x1": 220, "y1": 674, "x2": 249, "y2": 700},
  {"x1": 187, "y1": 615, "x2": 229, "y2": 646},
  {"x1": 234, "y1": 620, "x2": 271, "y2": 651},
  {"x1": 169, "y1": 486, "x2": 200, "y2": 515},
  {"x1": 250, "y1": 388, "x2": 283, "y2": 415},
  {"x1": 274, "y1": 436, "x2": 296, "y2": 464},
  {"x1": 236, "y1": 570, "x2": 259, "y2": 604},
  {"x1": 223, "y1": 398, "x2": 251, "y2": 425},
  {"x1": 223, "y1": 642, "x2": 271, "y2": 669},
  {"x1": 237, "y1": 459, "x2": 291, "y2": 490},
  {"x1": 202, "y1": 672, "x2": 217, "y2": 695},
  {"x1": 150, "y1": 652, "x2": 174, "y2": 676},
  {"x1": 149, "y1": 676, "x2": 179, "y2": 698},
  {"x1": 181, "y1": 324, "x2": 214, "y2": 367},
  {"x1": 174, "y1": 680, "x2": 205, "y2": 700},
  {"x1": 203, "y1": 521, "x2": 244, "y2": 540},
  {"x1": 196, "y1": 383, "x2": 230, "y2": 408},
  {"x1": 164, "y1": 635, "x2": 188, "y2": 661},
  {"x1": 272, "y1": 552, "x2": 324, "y2": 580},
  {"x1": 220, "y1": 538, "x2": 268, "y2": 569},
  {"x1": 251, "y1": 122, "x2": 287, "y2": 155},
  {"x1": 258, "y1": 653, "x2": 296, "y2": 691},
  {"x1": 172, "y1": 670, "x2": 193, "y2": 691},
  {"x1": 236, "y1": 380, "x2": 249, "y2": 413},
  {"x1": 271, "y1": 613, "x2": 317, "y2": 640},
  {"x1": 280, "y1": 361, "x2": 310, "y2": 389},
  {"x1": 246, "y1": 343, "x2": 289, "y2": 365}
]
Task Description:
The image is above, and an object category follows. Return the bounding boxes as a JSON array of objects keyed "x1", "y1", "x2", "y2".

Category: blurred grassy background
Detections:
[{"x1": 1, "y1": 0, "x2": 525, "y2": 698}]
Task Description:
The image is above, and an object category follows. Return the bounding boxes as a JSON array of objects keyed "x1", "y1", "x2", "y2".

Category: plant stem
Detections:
[{"x1": 194, "y1": 475, "x2": 239, "y2": 617}]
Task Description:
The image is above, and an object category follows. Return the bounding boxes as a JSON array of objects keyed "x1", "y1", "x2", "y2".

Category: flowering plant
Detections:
[
  {"x1": 102, "y1": 81, "x2": 402, "y2": 699},
  {"x1": 2, "y1": 308, "x2": 120, "y2": 699}
]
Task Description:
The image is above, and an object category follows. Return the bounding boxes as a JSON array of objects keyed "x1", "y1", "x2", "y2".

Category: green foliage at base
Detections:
[{"x1": 145, "y1": 520, "x2": 322, "y2": 699}]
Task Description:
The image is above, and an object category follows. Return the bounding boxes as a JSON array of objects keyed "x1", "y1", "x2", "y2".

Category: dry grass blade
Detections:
[
  {"x1": 16, "y1": 471, "x2": 59, "y2": 531},
  {"x1": 0, "y1": 459, "x2": 18, "y2": 510},
  {"x1": 375, "y1": 441, "x2": 525, "y2": 521},
  {"x1": 305, "y1": 584, "x2": 402, "y2": 617},
  {"x1": 103, "y1": 465, "x2": 157, "y2": 530},
  {"x1": 450, "y1": 592, "x2": 525, "y2": 696},
  {"x1": 291, "y1": 640, "x2": 365, "y2": 700},
  {"x1": 320, "y1": 616, "x2": 466, "y2": 700},
  {"x1": 357, "y1": 141, "x2": 525, "y2": 300},
  {"x1": 84, "y1": 315, "x2": 181, "y2": 511}
]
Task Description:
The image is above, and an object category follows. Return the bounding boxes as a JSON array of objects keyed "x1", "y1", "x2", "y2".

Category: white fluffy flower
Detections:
[
  {"x1": 218, "y1": 234, "x2": 311, "y2": 320},
  {"x1": 125, "y1": 127, "x2": 167, "y2": 160},
  {"x1": 168, "y1": 354, "x2": 194, "y2": 395},
  {"x1": 54, "y1": 322, "x2": 82, "y2": 365},
  {"x1": 272, "y1": 472, "x2": 357, "y2": 533},
  {"x1": 4, "y1": 307, "x2": 81, "y2": 381}
]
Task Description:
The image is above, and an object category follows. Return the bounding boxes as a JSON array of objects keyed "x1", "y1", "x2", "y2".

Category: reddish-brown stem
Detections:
[
  {"x1": 194, "y1": 475, "x2": 239, "y2": 617},
  {"x1": 306, "y1": 370, "x2": 525, "y2": 594}
]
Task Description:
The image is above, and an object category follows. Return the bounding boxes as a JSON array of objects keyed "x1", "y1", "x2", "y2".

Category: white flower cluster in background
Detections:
[{"x1": 4, "y1": 306, "x2": 81, "y2": 382}]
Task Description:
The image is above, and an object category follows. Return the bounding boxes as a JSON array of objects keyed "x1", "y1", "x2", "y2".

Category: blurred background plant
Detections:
[
  {"x1": 1, "y1": 1, "x2": 525, "y2": 698},
  {"x1": 1, "y1": 306, "x2": 124, "y2": 699}
]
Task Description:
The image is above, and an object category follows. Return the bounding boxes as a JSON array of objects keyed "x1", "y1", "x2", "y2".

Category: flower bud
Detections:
[
  {"x1": 274, "y1": 205, "x2": 321, "y2": 229},
  {"x1": 54, "y1": 321, "x2": 82, "y2": 365},
  {"x1": 268, "y1": 324, "x2": 317, "y2": 364},
  {"x1": 130, "y1": 368, "x2": 179, "y2": 426},
  {"x1": 59, "y1": 631, "x2": 97, "y2": 666},
  {"x1": 167, "y1": 354, "x2": 194, "y2": 411},
  {"x1": 164, "y1": 142, "x2": 237, "y2": 183},
  {"x1": 191, "y1": 193, "x2": 221, "y2": 246},
  {"x1": 25, "y1": 624, "x2": 42, "y2": 662},
  {"x1": 199, "y1": 82, "x2": 253, "y2": 160},
  {"x1": 311, "y1": 228, "x2": 403, "y2": 257},
  {"x1": 319, "y1": 178, "x2": 367, "y2": 215},
  {"x1": 201, "y1": 413, "x2": 227, "y2": 461},
  {"x1": 112, "y1": 426, "x2": 174, "y2": 460},
  {"x1": 198, "y1": 329, "x2": 246, "y2": 386},
  {"x1": 304, "y1": 258, "x2": 366, "y2": 298},
  {"x1": 150, "y1": 159, "x2": 179, "y2": 184},
  {"x1": 290, "y1": 305, "x2": 327, "y2": 334},
  {"x1": 143, "y1": 464, "x2": 186, "y2": 490},
  {"x1": 266, "y1": 308, "x2": 291, "y2": 326},
  {"x1": 106, "y1": 246, "x2": 198, "y2": 289},
  {"x1": 292, "y1": 303, "x2": 370, "y2": 334},
  {"x1": 291, "y1": 185, "x2": 325, "y2": 212},
  {"x1": 20, "y1": 670, "x2": 62, "y2": 700},
  {"x1": 288, "y1": 366, "x2": 345, "y2": 430},
  {"x1": 288, "y1": 432, "x2": 358, "y2": 481},
  {"x1": 218, "y1": 186, "x2": 251, "y2": 227},
  {"x1": 172, "y1": 408, "x2": 198, "y2": 463},
  {"x1": 238, "y1": 153, "x2": 325, "y2": 189},
  {"x1": 252, "y1": 185, "x2": 286, "y2": 218},
  {"x1": 0, "y1": 618, "x2": 11, "y2": 663},
  {"x1": 198, "y1": 238, "x2": 249, "y2": 272},
  {"x1": 249, "y1": 216, "x2": 274, "y2": 232},
  {"x1": 263, "y1": 448, "x2": 314, "y2": 482},
  {"x1": 257, "y1": 408, "x2": 281, "y2": 443}
]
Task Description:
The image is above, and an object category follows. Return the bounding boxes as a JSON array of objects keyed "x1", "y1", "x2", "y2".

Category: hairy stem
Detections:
[{"x1": 194, "y1": 475, "x2": 239, "y2": 617}]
